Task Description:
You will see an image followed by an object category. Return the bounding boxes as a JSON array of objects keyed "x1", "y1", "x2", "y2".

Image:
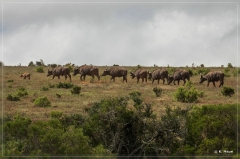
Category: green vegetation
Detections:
[
  {"x1": 56, "y1": 82, "x2": 74, "y2": 89},
  {"x1": 7, "y1": 94, "x2": 20, "y2": 101},
  {"x1": 153, "y1": 87, "x2": 163, "y2": 97},
  {"x1": 71, "y1": 86, "x2": 81, "y2": 95},
  {"x1": 3, "y1": 99, "x2": 237, "y2": 157},
  {"x1": 174, "y1": 81, "x2": 203, "y2": 103},
  {"x1": 34, "y1": 96, "x2": 51, "y2": 107},
  {"x1": 221, "y1": 86, "x2": 235, "y2": 97},
  {"x1": 3, "y1": 66, "x2": 238, "y2": 157},
  {"x1": 35, "y1": 66, "x2": 44, "y2": 73},
  {"x1": 40, "y1": 86, "x2": 49, "y2": 91}
]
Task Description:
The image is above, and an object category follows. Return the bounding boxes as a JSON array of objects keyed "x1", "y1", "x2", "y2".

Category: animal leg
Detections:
[
  {"x1": 178, "y1": 80, "x2": 180, "y2": 85},
  {"x1": 207, "y1": 81, "x2": 210, "y2": 87},
  {"x1": 183, "y1": 79, "x2": 186, "y2": 86},
  {"x1": 213, "y1": 81, "x2": 216, "y2": 87},
  {"x1": 219, "y1": 81, "x2": 224, "y2": 87},
  {"x1": 113, "y1": 77, "x2": 115, "y2": 82},
  {"x1": 69, "y1": 74, "x2": 71, "y2": 81},
  {"x1": 163, "y1": 79, "x2": 165, "y2": 84},
  {"x1": 58, "y1": 75, "x2": 60, "y2": 79}
]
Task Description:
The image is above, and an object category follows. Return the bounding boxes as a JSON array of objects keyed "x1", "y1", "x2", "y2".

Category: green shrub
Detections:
[
  {"x1": 71, "y1": 86, "x2": 81, "y2": 95},
  {"x1": 34, "y1": 96, "x2": 51, "y2": 107},
  {"x1": 50, "y1": 111, "x2": 63, "y2": 119},
  {"x1": 129, "y1": 91, "x2": 143, "y2": 107},
  {"x1": 16, "y1": 87, "x2": 28, "y2": 97},
  {"x1": 221, "y1": 86, "x2": 235, "y2": 97},
  {"x1": 153, "y1": 87, "x2": 163, "y2": 97},
  {"x1": 167, "y1": 67, "x2": 176, "y2": 75},
  {"x1": 48, "y1": 83, "x2": 55, "y2": 88},
  {"x1": 174, "y1": 81, "x2": 201, "y2": 103},
  {"x1": 197, "y1": 68, "x2": 210, "y2": 75},
  {"x1": 7, "y1": 80, "x2": 14, "y2": 82},
  {"x1": 41, "y1": 86, "x2": 49, "y2": 91},
  {"x1": 36, "y1": 66, "x2": 44, "y2": 73},
  {"x1": 56, "y1": 82, "x2": 74, "y2": 89},
  {"x1": 224, "y1": 67, "x2": 231, "y2": 77},
  {"x1": 7, "y1": 94, "x2": 20, "y2": 101}
]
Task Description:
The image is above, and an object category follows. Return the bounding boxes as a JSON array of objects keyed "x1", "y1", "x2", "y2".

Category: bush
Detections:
[
  {"x1": 36, "y1": 66, "x2": 44, "y2": 73},
  {"x1": 41, "y1": 86, "x2": 49, "y2": 91},
  {"x1": 34, "y1": 96, "x2": 51, "y2": 107},
  {"x1": 7, "y1": 94, "x2": 20, "y2": 101},
  {"x1": 71, "y1": 86, "x2": 81, "y2": 95},
  {"x1": 56, "y1": 82, "x2": 74, "y2": 89},
  {"x1": 48, "y1": 83, "x2": 55, "y2": 88},
  {"x1": 16, "y1": 87, "x2": 28, "y2": 97},
  {"x1": 7, "y1": 80, "x2": 14, "y2": 82},
  {"x1": 197, "y1": 68, "x2": 210, "y2": 75},
  {"x1": 174, "y1": 81, "x2": 201, "y2": 103},
  {"x1": 153, "y1": 87, "x2": 163, "y2": 97},
  {"x1": 221, "y1": 86, "x2": 235, "y2": 97},
  {"x1": 224, "y1": 67, "x2": 231, "y2": 77},
  {"x1": 129, "y1": 91, "x2": 143, "y2": 107},
  {"x1": 50, "y1": 111, "x2": 63, "y2": 119}
]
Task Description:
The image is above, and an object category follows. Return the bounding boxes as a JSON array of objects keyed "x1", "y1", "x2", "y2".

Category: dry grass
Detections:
[{"x1": 3, "y1": 66, "x2": 238, "y2": 121}]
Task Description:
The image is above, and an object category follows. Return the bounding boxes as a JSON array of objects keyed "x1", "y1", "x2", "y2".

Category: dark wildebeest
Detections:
[
  {"x1": 167, "y1": 70, "x2": 190, "y2": 86},
  {"x1": 130, "y1": 68, "x2": 148, "y2": 83},
  {"x1": 102, "y1": 67, "x2": 128, "y2": 82},
  {"x1": 148, "y1": 69, "x2": 168, "y2": 84},
  {"x1": 73, "y1": 65, "x2": 100, "y2": 81},
  {"x1": 47, "y1": 67, "x2": 71, "y2": 81},
  {"x1": 20, "y1": 73, "x2": 30, "y2": 79},
  {"x1": 199, "y1": 71, "x2": 224, "y2": 87}
]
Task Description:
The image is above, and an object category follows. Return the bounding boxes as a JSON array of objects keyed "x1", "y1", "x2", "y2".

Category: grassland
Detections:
[{"x1": 3, "y1": 66, "x2": 239, "y2": 121}]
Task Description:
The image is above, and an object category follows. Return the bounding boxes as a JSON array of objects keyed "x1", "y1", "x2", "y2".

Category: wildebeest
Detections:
[
  {"x1": 20, "y1": 73, "x2": 30, "y2": 79},
  {"x1": 148, "y1": 69, "x2": 168, "y2": 84},
  {"x1": 47, "y1": 67, "x2": 71, "y2": 81},
  {"x1": 199, "y1": 71, "x2": 224, "y2": 87},
  {"x1": 167, "y1": 70, "x2": 190, "y2": 85},
  {"x1": 102, "y1": 67, "x2": 128, "y2": 82},
  {"x1": 73, "y1": 65, "x2": 100, "y2": 81},
  {"x1": 130, "y1": 68, "x2": 148, "y2": 83}
]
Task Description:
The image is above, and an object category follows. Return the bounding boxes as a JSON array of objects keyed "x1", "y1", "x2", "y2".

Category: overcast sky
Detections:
[{"x1": 1, "y1": 0, "x2": 239, "y2": 67}]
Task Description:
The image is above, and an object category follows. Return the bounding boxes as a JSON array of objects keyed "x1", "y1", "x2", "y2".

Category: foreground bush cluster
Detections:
[{"x1": 2, "y1": 92, "x2": 238, "y2": 158}]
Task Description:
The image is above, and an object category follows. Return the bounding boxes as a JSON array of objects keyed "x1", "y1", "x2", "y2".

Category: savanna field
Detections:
[
  {"x1": 1, "y1": 65, "x2": 239, "y2": 157},
  {"x1": 3, "y1": 65, "x2": 238, "y2": 120}
]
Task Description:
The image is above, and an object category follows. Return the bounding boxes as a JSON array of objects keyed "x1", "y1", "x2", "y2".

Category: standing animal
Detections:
[
  {"x1": 167, "y1": 70, "x2": 190, "y2": 85},
  {"x1": 102, "y1": 67, "x2": 128, "y2": 82},
  {"x1": 199, "y1": 71, "x2": 224, "y2": 87},
  {"x1": 47, "y1": 67, "x2": 71, "y2": 81},
  {"x1": 73, "y1": 65, "x2": 100, "y2": 81},
  {"x1": 20, "y1": 73, "x2": 30, "y2": 79},
  {"x1": 130, "y1": 68, "x2": 148, "y2": 83},
  {"x1": 148, "y1": 69, "x2": 168, "y2": 84}
]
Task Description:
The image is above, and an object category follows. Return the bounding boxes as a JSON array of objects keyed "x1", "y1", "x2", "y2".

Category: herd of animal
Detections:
[{"x1": 20, "y1": 64, "x2": 225, "y2": 87}]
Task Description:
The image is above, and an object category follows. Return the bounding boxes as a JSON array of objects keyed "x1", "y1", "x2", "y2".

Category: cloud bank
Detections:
[{"x1": 2, "y1": 2, "x2": 238, "y2": 67}]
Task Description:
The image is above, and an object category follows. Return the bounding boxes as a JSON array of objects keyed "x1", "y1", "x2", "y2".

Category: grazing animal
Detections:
[
  {"x1": 199, "y1": 71, "x2": 224, "y2": 87},
  {"x1": 148, "y1": 69, "x2": 168, "y2": 84},
  {"x1": 47, "y1": 67, "x2": 71, "y2": 81},
  {"x1": 20, "y1": 73, "x2": 30, "y2": 79},
  {"x1": 102, "y1": 67, "x2": 128, "y2": 82},
  {"x1": 130, "y1": 68, "x2": 148, "y2": 83},
  {"x1": 73, "y1": 65, "x2": 100, "y2": 81},
  {"x1": 167, "y1": 70, "x2": 190, "y2": 85}
]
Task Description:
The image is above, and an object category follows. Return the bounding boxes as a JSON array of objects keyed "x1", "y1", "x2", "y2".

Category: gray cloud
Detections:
[{"x1": 2, "y1": 1, "x2": 238, "y2": 66}]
